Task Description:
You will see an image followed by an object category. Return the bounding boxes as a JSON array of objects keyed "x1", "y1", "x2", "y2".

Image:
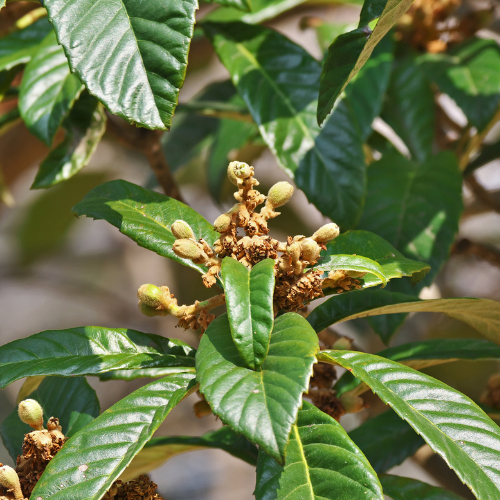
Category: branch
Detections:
[
  {"x1": 452, "y1": 238, "x2": 500, "y2": 269},
  {"x1": 466, "y1": 175, "x2": 500, "y2": 215}
]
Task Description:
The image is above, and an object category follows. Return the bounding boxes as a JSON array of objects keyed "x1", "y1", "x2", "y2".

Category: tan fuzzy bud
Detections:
[
  {"x1": 0, "y1": 465, "x2": 22, "y2": 499},
  {"x1": 193, "y1": 400, "x2": 212, "y2": 418},
  {"x1": 287, "y1": 242, "x2": 301, "y2": 262},
  {"x1": 171, "y1": 220, "x2": 195, "y2": 240},
  {"x1": 228, "y1": 161, "x2": 252, "y2": 179},
  {"x1": 346, "y1": 270, "x2": 366, "y2": 279},
  {"x1": 173, "y1": 239, "x2": 208, "y2": 262},
  {"x1": 18, "y1": 399, "x2": 44, "y2": 430},
  {"x1": 339, "y1": 394, "x2": 364, "y2": 414},
  {"x1": 267, "y1": 181, "x2": 294, "y2": 208},
  {"x1": 227, "y1": 162, "x2": 239, "y2": 185},
  {"x1": 332, "y1": 337, "x2": 353, "y2": 350},
  {"x1": 300, "y1": 238, "x2": 321, "y2": 264},
  {"x1": 214, "y1": 213, "x2": 232, "y2": 233},
  {"x1": 137, "y1": 284, "x2": 166, "y2": 309},
  {"x1": 312, "y1": 223, "x2": 340, "y2": 243}
]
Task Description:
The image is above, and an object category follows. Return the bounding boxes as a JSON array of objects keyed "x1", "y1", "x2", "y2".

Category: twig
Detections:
[
  {"x1": 106, "y1": 115, "x2": 184, "y2": 202},
  {"x1": 452, "y1": 238, "x2": 500, "y2": 269},
  {"x1": 466, "y1": 174, "x2": 500, "y2": 215}
]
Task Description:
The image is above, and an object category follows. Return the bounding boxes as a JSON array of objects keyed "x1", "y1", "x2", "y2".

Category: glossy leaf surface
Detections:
[
  {"x1": 99, "y1": 366, "x2": 195, "y2": 381},
  {"x1": 32, "y1": 373, "x2": 197, "y2": 500},
  {"x1": 43, "y1": 0, "x2": 197, "y2": 130},
  {"x1": 32, "y1": 92, "x2": 106, "y2": 188},
  {"x1": 314, "y1": 230, "x2": 430, "y2": 289},
  {"x1": 0, "y1": 376, "x2": 99, "y2": 461},
  {"x1": 0, "y1": 326, "x2": 196, "y2": 388},
  {"x1": 196, "y1": 313, "x2": 318, "y2": 463},
  {"x1": 209, "y1": 0, "x2": 250, "y2": 10},
  {"x1": 0, "y1": 18, "x2": 52, "y2": 71},
  {"x1": 121, "y1": 427, "x2": 258, "y2": 481},
  {"x1": 254, "y1": 402, "x2": 383, "y2": 500},
  {"x1": 308, "y1": 289, "x2": 500, "y2": 343},
  {"x1": 19, "y1": 31, "x2": 84, "y2": 146},
  {"x1": 204, "y1": 21, "x2": 366, "y2": 229},
  {"x1": 73, "y1": 180, "x2": 219, "y2": 273},
  {"x1": 358, "y1": 151, "x2": 463, "y2": 286},
  {"x1": 317, "y1": 0, "x2": 412, "y2": 125},
  {"x1": 348, "y1": 410, "x2": 424, "y2": 474},
  {"x1": 222, "y1": 258, "x2": 275, "y2": 369},
  {"x1": 380, "y1": 475, "x2": 467, "y2": 500},
  {"x1": 319, "y1": 350, "x2": 500, "y2": 500}
]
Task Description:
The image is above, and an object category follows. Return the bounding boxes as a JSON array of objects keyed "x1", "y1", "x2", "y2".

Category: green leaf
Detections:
[
  {"x1": 317, "y1": 0, "x2": 413, "y2": 125},
  {"x1": 0, "y1": 326, "x2": 196, "y2": 388},
  {"x1": 31, "y1": 373, "x2": 197, "y2": 500},
  {"x1": 204, "y1": 21, "x2": 366, "y2": 229},
  {"x1": 19, "y1": 31, "x2": 84, "y2": 146},
  {"x1": 358, "y1": 151, "x2": 463, "y2": 286},
  {"x1": 32, "y1": 92, "x2": 106, "y2": 189},
  {"x1": 379, "y1": 475, "x2": 467, "y2": 500},
  {"x1": 319, "y1": 350, "x2": 500, "y2": 500},
  {"x1": 204, "y1": 0, "x2": 307, "y2": 24},
  {"x1": 0, "y1": 18, "x2": 52, "y2": 71},
  {"x1": 208, "y1": 0, "x2": 251, "y2": 11},
  {"x1": 348, "y1": 410, "x2": 424, "y2": 474},
  {"x1": 314, "y1": 230, "x2": 430, "y2": 289},
  {"x1": 334, "y1": 337, "x2": 500, "y2": 397},
  {"x1": 196, "y1": 312, "x2": 318, "y2": 463},
  {"x1": 99, "y1": 366, "x2": 195, "y2": 381},
  {"x1": 254, "y1": 401, "x2": 383, "y2": 500},
  {"x1": 121, "y1": 427, "x2": 257, "y2": 482},
  {"x1": 381, "y1": 54, "x2": 435, "y2": 163},
  {"x1": 72, "y1": 180, "x2": 219, "y2": 273},
  {"x1": 307, "y1": 290, "x2": 500, "y2": 344},
  {"x1": 421, "y1": 38, "x2": 500, "y2": 131},
  {"x1": 43, "y1": 0, "x2": 197, "y2": 130},
  {"x1": 221, "y1": 258, "x2": 275, "y2": 369},
  {"x1": 0, "y1": 376, "x2": 99, "y2": 461}
]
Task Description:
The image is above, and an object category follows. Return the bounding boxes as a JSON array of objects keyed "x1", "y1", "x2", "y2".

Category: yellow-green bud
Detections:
[
  {"x1": 267, "y1": 181, "x2": 294, "y2": 208},
  {"x1": 300, "y1": 238, "x2": 321, "y2": 263},
  {"x1": 0, "y1": 465, "x2": 22, "y2": 499},
  {"x1": 18, "y1": 399, "x2": 44, "y2": 430},
  {"x1": 173, "y1": 239, "x2": 207, "y2": 262},
  {"x1": 312, "y1": 223, "x2": 340, "y2": 243},
  {"x1": 228, "y1": 161, "x2": 252, "y2": 180},
  {"x1": 137, "y1": 284, "x2": 165, "y2": 309},
  {"x1": 171, "y1": 220, "x2": 195, "y2": 240},
  {"x1": 214, "y1": 213, "x2": 232, "y2": 233},
  {"x1": 332, "y1": 337, "x2": 353, "y2": 351},
  {"x1": 138, "y1": 301, "x2": 161, "y2": 317},
  {"x1": 339, "y1": 394, "x2": 364, "y2": 414}
]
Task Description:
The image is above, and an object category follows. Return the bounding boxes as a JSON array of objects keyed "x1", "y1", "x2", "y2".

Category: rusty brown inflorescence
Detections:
[{"x1": 137, "y1": 162, "x2": 364, "y2": 331}]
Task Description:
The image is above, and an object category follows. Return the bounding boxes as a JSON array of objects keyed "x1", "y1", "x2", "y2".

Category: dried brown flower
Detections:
[
  {"x1": 309, "y1": 389, "x2": 346, "y2": 422},
  {"x1": 310, "y1": 363, "x2": 337, "y2": 390}
]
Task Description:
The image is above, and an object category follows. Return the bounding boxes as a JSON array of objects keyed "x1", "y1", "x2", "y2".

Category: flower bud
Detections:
[
  {"x1": 346, "y1": 270, "x2": 366, "y2": 279},
  {"x1": 332, "y1": 337, "x2": 353, "y2": 351},
  {"x1": 287, "y1": 242, "x2": 301, "y2": 262},
  {"x1": 138, "y1": 302, "x2": 160, "y2": 317},
  {"x1": 193, "y1": 400, "x2": 212, "y2": 418},
  {"x1": 137, "y1": 284, "x2": 165, "y2": 309},
  {"x1": 214, "y1": 213, "x2": 232, "y2": 233},
  {"x1": 18, "y1": 399, "x2": 44, "y2": 430},
  {"x1": 339, "y1": 394, "x2": 364, "y2": 414},
  {"x1": 0, "y1": 465, "x2": 22, "y2": 499},
  {"x1": 300, "y1": 238, "x2": 320, "y2": 263},
  {"x1": 228, "y1": 161, "x2": 252, "y2": 180},
  {"x1": 267, "y1": 181, "x2": 294, "y2": 208},
  {"x1": 171, "y1": 220, "x2": 195, "y2": 240},
  {"x1": 173, "y1": 239, "x2": 208, "y2": 262},
  {"x1": 312, "y1": 223, "x2": 340, "y2": 243}
]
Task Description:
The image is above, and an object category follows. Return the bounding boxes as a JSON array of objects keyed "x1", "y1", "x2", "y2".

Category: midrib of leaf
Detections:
[{"x1": 291, "y1": 424, "x2": 315, "y2": 499}]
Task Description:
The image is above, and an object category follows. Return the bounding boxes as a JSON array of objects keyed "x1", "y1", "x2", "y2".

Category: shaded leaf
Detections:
[
  {"x1": 121, "y1": 427, "x2": 258, "y2": 482},
  {"x1": 422, "y1": 38, "x2": 500, "y2": 131},
  {"x1": 32, "y1": 92, "x2": 106, "y2": 189},
  {"x1": 381, "y1": 54, "x2": 435, "y2": 162},
  {"x1": 73, "y1": 180, "x2": 219, "y2": 273},
  {"x1": 99, "y1": 366, "x2": 195, "y2": 381},
  {"x1": 204, "y1": 21, "x2": 366, "y2": 229},
  {"x1": 221, "y1": 258, "x2": 275, "y2": 369},
  {"x1": 208, "y1": 0, "x2": 251, "y2": 11},
  {"x1": 254, "y1": 402, "x2": 383, "y2": 500},
  {"x1": 0, "y1": 18, "x2": 52, "y2": 71},
  {"x1": 380, "y1": 474, "x2": 467, "y2": 500},
  {"x1": 307, "y1": 289, "x2": 500, "y2": 344},
  {"x1": 44, "y1": 0, "x2": 197, "y2": 130},
  {"x1": 348, "y1": 410, "x2": 424, "y2": 474},
  {"x1": 196, "y1": 313, "x2": 318, "y2": 463},
  {"x1": 358, "y1": 151, "x2": 463, "y2": 287},
  {"x1": 314, "y1": 230, "x2": 430, "y2": 290},
  {"x1": 19, "y1": 31, "x2": 84, "y2": 146},
  {"x1": 32, "y1": 373, "x2": 197, "y2": 500},
  {"x1": 0, "y1": 376, "x2": 99, "y2": 461},
  {"x1": 319, "y1": 350, "x2": 500, "y2": 500},
  {"x1": 0, "y1": 326, "x2": 196, "y2": 388},
  {"x1": 317, "y1": 0, "x2": 412, "y2": 125}
]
